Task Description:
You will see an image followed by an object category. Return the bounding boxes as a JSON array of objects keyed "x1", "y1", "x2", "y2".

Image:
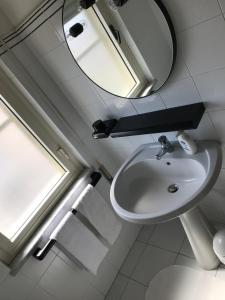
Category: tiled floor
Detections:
[{"x1": 105, "y1": 219, "x2": 225, "y2": 300}]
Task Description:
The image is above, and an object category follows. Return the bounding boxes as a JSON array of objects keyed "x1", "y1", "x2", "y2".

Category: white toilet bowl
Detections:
[{"x1": 145, "y1": 265, "x2": 224, "y2": 300}]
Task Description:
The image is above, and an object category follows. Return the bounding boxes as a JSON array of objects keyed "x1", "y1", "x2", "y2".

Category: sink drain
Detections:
[{"x1": 168, "y1": 184, "x2": 179, "y2": 193}]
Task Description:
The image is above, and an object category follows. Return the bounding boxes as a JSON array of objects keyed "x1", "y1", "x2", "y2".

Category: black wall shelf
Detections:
[{"x1": 92, "y1": 102, "x2": 205, "y2": 139}]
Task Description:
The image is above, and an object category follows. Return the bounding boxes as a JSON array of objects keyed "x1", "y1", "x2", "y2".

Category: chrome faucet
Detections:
[{"x1": 156, "y1": 135, "x2": 174, "y2": 160}]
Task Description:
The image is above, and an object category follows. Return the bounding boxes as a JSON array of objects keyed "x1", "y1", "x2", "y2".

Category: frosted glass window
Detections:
[{"x1": 0, "y1": 98, "x2": 67, "y2": 241}]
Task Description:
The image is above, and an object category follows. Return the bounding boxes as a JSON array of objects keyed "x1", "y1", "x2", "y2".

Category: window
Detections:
[{"x1": 0, "y1": 66, "x2": 83, "y2": 264}]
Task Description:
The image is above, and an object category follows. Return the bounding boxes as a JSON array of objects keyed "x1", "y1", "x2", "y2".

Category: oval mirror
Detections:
[{"x1": 63, "y1": 0, "x2": 176, "y2": 99}]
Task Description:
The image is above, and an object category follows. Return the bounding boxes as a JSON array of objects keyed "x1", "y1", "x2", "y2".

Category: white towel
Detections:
[
  {"x1": 51, "y1": 212, "x2": 108, "y2": 275},
  {"x1": 73, "y1": 184, "x2": 121, "y2": 245}
]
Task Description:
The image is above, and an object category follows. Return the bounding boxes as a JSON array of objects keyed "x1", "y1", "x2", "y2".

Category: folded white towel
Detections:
[
  {"x1": 73, "y1": 184, "x2": 121, "y2": 245},
  {"x1": 51, "y1": 212, "x2": 108, "y2": 275}
]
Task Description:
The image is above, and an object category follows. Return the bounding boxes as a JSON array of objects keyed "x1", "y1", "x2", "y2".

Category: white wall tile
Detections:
[
  {"x1": 164, "y1": 0, "x2": 221, "y2": 32},
  {"x1": 209, "y1": 109, "x2": 225, "y2": 142},
  {"x1": 50, "y1": 10, "x2": 65, "y2": 42},
  {"x1": 131, "y1": 94, "x2": 166, "y2": 114},
  {"x1": 41, "y1": 43, "x2": 82, "y2": 83},
  {"x1": 62, "y1": 75, "x2": 109, "y2": 126},
  {"x1": 132, "y1": 245, "x2": 176, "y2": 285},
  {"x1": 194, "y1": 67, "x2": 225, "y2": 111},
  {"x1": 120, "y1": 279, "x2": 147, "y2": 300},
  {"x1": 101, "y1": 98, "x2": 137, "y2": 119},
  {"x1": 149, "y1": 219, "x2": 185, "y2": 252},
  {"x1": 187, "y1": 113, "x2": 218, "y2": 141},
  {"x1": 159, "y1": 77, "x2": 201, "y2": 108},
  {"x1": 25, "y1": 18, "x2": 63, "y2": 57},
  {"x1": 180, "y1": 16, "x2": 225, "y2": 75},
  {"x1": 170, "y1": 50, "x2": 190, "y2": 82}
]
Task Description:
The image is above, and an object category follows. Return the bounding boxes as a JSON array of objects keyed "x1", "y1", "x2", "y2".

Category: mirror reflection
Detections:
[{"x1": 63, "y1": 0, "x2": 176, "y2": 99}]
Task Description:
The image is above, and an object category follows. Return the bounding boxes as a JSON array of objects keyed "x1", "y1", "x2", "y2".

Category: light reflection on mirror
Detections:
[{"x1": 63, "y1": 0, "x2": 176, "y2": 99}]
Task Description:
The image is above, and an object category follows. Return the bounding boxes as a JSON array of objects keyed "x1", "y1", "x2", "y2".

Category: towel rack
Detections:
[{"x1": 33, "y1": 171, "x2": 102, "y2": 261}]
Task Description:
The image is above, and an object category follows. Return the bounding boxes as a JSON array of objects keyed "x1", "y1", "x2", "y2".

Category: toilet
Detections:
[{"x1": 145, "y1": 265, "x2": 225, "y2": 300}]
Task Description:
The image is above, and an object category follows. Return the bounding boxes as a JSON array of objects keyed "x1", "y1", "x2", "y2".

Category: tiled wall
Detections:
[{"x1": 15, "y1": 0, "x2": 225, "y2": 223}]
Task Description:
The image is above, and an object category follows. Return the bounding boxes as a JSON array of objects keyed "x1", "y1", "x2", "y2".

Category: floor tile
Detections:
[
  {"x1": 137, "y1": 225, "x2": 156, "y2": 244},
  {"x1": 175, "y1": 254, "x2": 217, "y2": 276},
  {"x1": 132, "y1": 245, "x2": 177, "y2": 286},
  {"x1": 105, "y1": 274, "x2": 129, "y2": 300},
  {"x1": 216, "y1": 265, "x2": 225, "y2": 281},
  {"x1": 179, "y1": 238, "x2": 195, "y2": 258},
  {"x1": 120, "y1": 279, "x2": 147, "y2": 300},
  {"x1": 120, "y1": 242, "x2": 146, "y2": 277},
  {"x1": 149, "y1": 219, "x2": 185, "y2": 252}
]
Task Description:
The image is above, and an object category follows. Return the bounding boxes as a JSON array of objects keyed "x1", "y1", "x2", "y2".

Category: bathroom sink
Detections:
[{"x1": 110, "y1": 141, "x2": 222, "y2": 224}]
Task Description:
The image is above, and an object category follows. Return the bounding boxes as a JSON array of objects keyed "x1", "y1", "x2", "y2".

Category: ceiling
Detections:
[{"x1": 0, "y1": 0, "x2": 45, "y2": 36}]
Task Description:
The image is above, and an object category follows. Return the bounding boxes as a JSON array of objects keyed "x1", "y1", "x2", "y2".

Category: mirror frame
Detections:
[{"x1": 62, "y1": 0, "x2": 177, "y2": 99}]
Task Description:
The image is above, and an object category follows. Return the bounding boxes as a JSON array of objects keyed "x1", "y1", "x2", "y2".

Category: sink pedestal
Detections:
[{"x1": 180, "y1": 207, "x2": 219, "y2": 270}]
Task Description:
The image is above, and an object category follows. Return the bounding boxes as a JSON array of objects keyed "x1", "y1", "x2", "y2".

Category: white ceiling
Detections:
[{"x1": 0, "y1": 0, "x2": 45, "y2": 31}]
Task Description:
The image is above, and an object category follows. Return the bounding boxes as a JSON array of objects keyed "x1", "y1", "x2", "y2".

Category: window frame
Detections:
[{"x1": 0, "y1": 64, "x2": 83, "y2": 264}]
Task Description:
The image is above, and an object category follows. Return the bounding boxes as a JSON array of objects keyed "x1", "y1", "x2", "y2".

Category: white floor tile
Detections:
[
  {"x1": 179, "y1": 238, "x2": 195, "y2": 258},
  {"x1": 105, "y1": 274, "x2": 129, "y2": 300},
  {"x1": 88, "y1": 258, "x2": 118, "y2": 296},
  {"x1": 175, "y1": 254, "x2": 199, "y2": 269},
  {"x1": 21, "y1": 250, "x2": 56, "y2": 282},
  {"x1": 27, "y1": 286, "x2": 56, "y2": 300},
  {"x1": 84, "y1": 284, "x2": 105, "y2": 300},
  {"x1": 137, "y1": 225, "x2": 156, "y2": 243},
  {"x1": 180, "y1": 16, "x2": 225, "y2": 75},
  {"x1": 175, "y1": 254, "x2": 217, "y2": 276},
  {"x1": 120, "y1": 242, "x2": 146, "y2": 277},
  {"x1": 132, "y1": 245, "x2": 176, "y2": 285},
  {"x1": 200, "y1": 191, "x2": 225, "y2": 224},
  {"x1": 149, "y1": 219, "x2": 185, "y2": 252},
  {"x1": 219, "y1": 0, "x2": 225, "y2": 14},
  {"x1": 216, "y1": 265, "x2": 225, "y2": 281},
  {"x1": 120, "y1": 279, "x2": 147, "y2": 300},
  {"x1": 39, "y1": 256, "x2": 88, "y2": 300},
  {"x1": 0, "y1": 262, "x2": 9, "y2": 284},
  {"x1": 0, "y1": 273, "x2": 35, "y2": 300}
]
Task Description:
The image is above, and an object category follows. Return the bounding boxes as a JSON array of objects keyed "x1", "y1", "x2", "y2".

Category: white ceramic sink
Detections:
[
  {"x1": 111, "y1": 140, "x2": 222, "y2": 270},
  {"x1": 111, "y1": 141, "x2": 221, "y2": 224}
]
